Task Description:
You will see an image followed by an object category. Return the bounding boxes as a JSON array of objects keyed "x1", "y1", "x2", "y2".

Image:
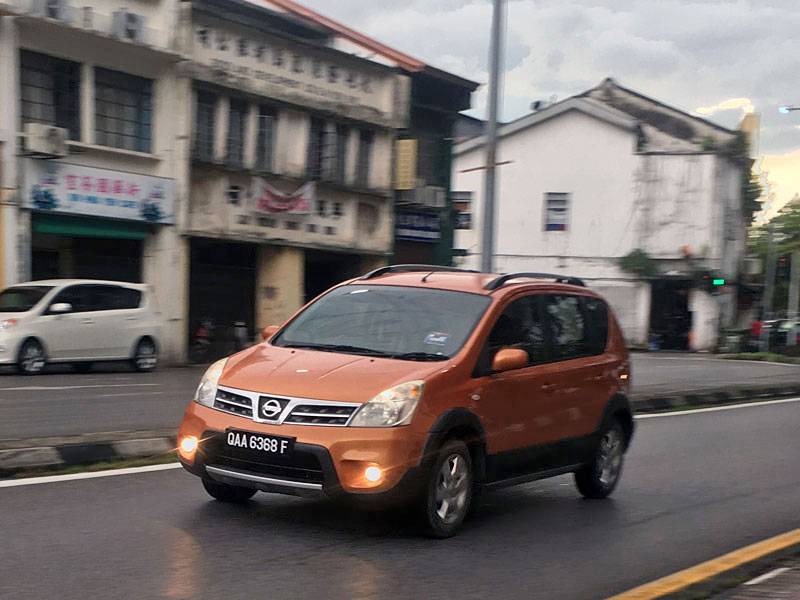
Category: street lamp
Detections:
[{"x1": 778, "y1": 106, "x2": 800, "y2": 114}]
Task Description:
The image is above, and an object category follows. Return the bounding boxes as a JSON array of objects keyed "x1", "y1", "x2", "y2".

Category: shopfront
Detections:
[
  {"x1": 22, "y1": 159, "x2": 175, "y2": 282},
  {"x1": 393, "y1": 210, "x2": 442, "y2": 264}
]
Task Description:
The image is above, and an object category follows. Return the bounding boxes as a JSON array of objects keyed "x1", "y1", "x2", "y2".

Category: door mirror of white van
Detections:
[{"x1": 49, "y1": 303, "x2": 72, "y2": 314}]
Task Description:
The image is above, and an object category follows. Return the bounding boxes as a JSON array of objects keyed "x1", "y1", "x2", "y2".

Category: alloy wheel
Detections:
[{"x1": 435, "y1": 453, "x2": 470, "y2": 524}]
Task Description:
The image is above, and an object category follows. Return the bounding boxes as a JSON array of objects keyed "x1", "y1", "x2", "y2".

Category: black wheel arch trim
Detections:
[
  {"x1": 131, "y1": 335, "x2": 159, "y2": 358},
  {"x1": 17, "y1": 336, "x2": 48, "y2": 361},
  {"x1": 420, "y1": 408, "x2": 488, "y2": 481},
  {"x1": 597, "y1": 393, "x2": 635, "y2": 447}
]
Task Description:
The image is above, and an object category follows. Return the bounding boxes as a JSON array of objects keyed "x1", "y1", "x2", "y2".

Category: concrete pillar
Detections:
[
  {"x1": 80, "y1": 64, "x2": 94, "y2": 144},
  {"x1": 256, "y1": 245, "x2": 304, "y2": 330},
  {"x1": 635, "y1": 281, "x2": 652, "y2": 347},
  {"x1": 143, "y1": 228, "x2": 189, "y2": 364},
  {"x1": 1, "y1": 17, "x2": 20, "y2": 287},
  {"x1": 689, "y1": 288, "x2": 719, "y2": 352}
]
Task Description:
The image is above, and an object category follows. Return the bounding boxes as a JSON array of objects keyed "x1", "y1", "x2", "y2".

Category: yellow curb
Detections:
[{"x1": 607, "y1": 528, "x2": 800, "y2": 599}]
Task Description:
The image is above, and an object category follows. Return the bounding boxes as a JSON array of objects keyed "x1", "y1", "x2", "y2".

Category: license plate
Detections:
[{"x1": 225, "y1": 429, "x2": 295, "y2": 457}]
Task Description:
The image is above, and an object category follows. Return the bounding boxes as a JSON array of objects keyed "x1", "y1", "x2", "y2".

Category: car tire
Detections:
[
  {"x1": 17, "y1": 339, "x2": 46, "y2": 375},
  {"x1": 574, "y1": 419, "x2": 626, "y2": 499},
  {"x1": 72, "y1": 362, "x2": 93, "y2": 374},
  {"x1": 202, "y1": 478, "x2": 257, "y2": 503},
  {"x1": 131, "y1": 338, "x2": 158, "y2": 373},
  {"x1": 421, "y1": 439, "x2": 473, "y2": 538}
]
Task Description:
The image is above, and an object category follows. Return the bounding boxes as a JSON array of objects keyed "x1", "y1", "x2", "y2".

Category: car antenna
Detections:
[{"x1": 421, "y1": 271, "x2": 435, "y2": 282}]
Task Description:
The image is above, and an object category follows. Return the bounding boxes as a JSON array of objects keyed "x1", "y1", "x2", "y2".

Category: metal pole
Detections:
[
  {"x1": 481, "y1": 0, "x2": 504, "y2": 273},
  {"x1": 760, "y1": 222, "x2": 776, "y2": 351}
]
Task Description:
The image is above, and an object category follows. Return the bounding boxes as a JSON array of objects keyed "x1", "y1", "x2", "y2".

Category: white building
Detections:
[
  {"x1": 454, "y1": 79, "x2": 747, "y2": 351},
  {"x1": 0, "y1": 0, "x2": 190, "y2": 362}
]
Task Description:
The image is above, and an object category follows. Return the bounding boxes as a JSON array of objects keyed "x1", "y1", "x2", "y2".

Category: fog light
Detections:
[
  {"x1": 364, "y1": 466, "x2": 382, "y2": 482},
  {"x1": 180, "y1": 436, "x2": 198, "y2": 454}
]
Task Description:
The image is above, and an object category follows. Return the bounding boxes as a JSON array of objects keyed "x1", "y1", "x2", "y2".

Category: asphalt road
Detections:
[
  {"x1": 2, "y1": 400, "x2": 799, "y2": 599},
  {"x1": 1, "y1": 353, "x2": 800, "y2": 440}
]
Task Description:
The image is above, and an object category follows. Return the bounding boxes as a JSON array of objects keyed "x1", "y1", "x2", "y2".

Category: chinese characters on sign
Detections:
[
  {"x1": 193, "y1": 21, "x2": 382, "y2": 109},
  {"x1": 23, "y1": 161, "x2": 175, "y2": 224}
]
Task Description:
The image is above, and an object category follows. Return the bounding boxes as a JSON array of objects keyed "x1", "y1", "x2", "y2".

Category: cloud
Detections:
[
  {"x1": 696, "y1": 98, "x2": 756, "y2": 117},
  {"x1": 300, "y1": 0, "x2": 800, "y2": 156}
]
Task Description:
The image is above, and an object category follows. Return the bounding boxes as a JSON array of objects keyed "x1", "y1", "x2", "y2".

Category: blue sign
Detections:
[{"x1": 396, "y1": 211, "x2": 440, "y2": 243}]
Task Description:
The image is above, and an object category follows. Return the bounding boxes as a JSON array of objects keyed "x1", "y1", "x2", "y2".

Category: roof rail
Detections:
[
  {"x1": 483, "y1": 272, "x2": 585, "y2": 290},
  {"x1": 359, "y1": 264, "x2": 480, "y2": 280}
]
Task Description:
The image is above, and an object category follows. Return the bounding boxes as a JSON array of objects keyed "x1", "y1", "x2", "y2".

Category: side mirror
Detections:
[
  {"x1": 261, "y1": 325, "x2": 279, "y2": 341},
  {"x1": 49, "y1": 303, "x2": 72, "y2": 314},
  {"x1": 491, "y1": 348, "x2": 528, "y2": 373}
]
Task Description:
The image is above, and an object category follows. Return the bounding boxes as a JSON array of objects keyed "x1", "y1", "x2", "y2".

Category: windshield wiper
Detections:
[
  {"x1": 391, "y1": 352, "x2": 448, "y2": 362},
  {"x1": 282, "y1": 343, "x2": 392, "y2": 357}
]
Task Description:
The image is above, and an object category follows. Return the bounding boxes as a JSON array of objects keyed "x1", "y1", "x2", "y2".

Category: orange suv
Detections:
[{"x1": 177, "y1": 265, "x2": 634, "y2": 537}]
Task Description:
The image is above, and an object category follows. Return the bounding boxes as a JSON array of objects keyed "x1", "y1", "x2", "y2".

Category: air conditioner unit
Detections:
[
  {"x1": 112, "y1": 10, "x2": 146, "y2": 43},
  {"x1": 31, "y1": 0, "x2": 71, "y2": 21},
  {"x1": 23, "y1": 123, "x2": 69, "y2": 158},
  {"x1": 416, "y1": 185, "x2": 446, "y2": 208}
]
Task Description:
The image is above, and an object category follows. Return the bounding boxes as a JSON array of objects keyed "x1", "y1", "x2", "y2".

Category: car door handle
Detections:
[
  {"x1": 541, "y1": 383, "x2": 557, "y2": 393},
  {"x1": 82, "y1": 319, "x2": 95, "y2": 325},
  {"x1": 125, "y1": 316, "x2": 138, "y2": 321}
]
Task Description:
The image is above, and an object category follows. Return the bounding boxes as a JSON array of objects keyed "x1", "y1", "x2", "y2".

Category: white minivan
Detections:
[{"x1": 0, "y1": 280, "x2": 161, "y2": 374}]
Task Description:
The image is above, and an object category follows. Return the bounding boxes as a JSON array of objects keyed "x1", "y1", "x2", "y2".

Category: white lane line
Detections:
[
  {"x1": 744, "y1": 567, "x2": 791, "y2": 585},
  {"x1": 0, "y1": 463, "x2": 182, "y2": 488},
  {"x1": 0, "y1": 383, "x2": 161, "y2": 391},
  {"x1": 636, "y1": 396, "x2": 800, "y2": 419}
]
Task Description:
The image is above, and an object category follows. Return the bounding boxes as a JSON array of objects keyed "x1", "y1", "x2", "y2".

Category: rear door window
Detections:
[
  {"x1": 93, "y1": 285, "x2": 142, "y2": 311},
  {"x1": 480, "y1": 295, "x2": 547, "y2": 371},
  {"x1": 582, "y1": 297, "x2": 609, "y2": 355}
]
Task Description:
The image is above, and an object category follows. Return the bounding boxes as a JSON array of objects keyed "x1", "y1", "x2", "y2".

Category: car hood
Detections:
[{"x1": 219, "y1": 343, "x2": 448, "y2": 403}]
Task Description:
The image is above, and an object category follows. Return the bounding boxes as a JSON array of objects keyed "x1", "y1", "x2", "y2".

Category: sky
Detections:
[{"x1": 301, "y1": 0, "x2": 800, "y2": 218}]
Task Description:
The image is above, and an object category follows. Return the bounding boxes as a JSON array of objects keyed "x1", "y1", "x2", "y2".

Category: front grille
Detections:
[
  {"x1": 214, "y1": 389, "x2": 253, "y2": 418},
  {"x1": 201, "y1": 434, "x2": 324, "y2": 484},
  {"x1": 285, "y1": 403, "x2": 358, "y2": 426}
]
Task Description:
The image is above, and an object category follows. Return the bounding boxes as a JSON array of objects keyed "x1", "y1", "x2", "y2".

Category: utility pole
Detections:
[
  {"x1": 788, "y1": 250, "x2": 800, "y2": 345},
  {"x1": 760, "y1": 222, "x2": 776, "y2": 351},
  {"x1": 480, "y1": 0, "x2": 504, "y2": 273}
]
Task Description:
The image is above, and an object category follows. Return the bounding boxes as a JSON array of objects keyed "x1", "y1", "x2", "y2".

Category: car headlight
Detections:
[
  {"x1": 193, "y1": 358, "x2": 228, "y2": 407},
  {"x1": 0, "y1": 319, "x2": 19, "y2": 331},
  {"x1": 349, "y1": 381, "x2": 424, "y2": 427}
]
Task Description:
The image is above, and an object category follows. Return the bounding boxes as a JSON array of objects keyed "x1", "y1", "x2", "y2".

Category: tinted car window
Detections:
[
  {"x1": 274, "y1": 285, "x2": 491, "y2": 360},
  {"x1": 544, "y1": 294, "x2": 587, "y2": 361},
  {"x1": 485, "y1": 295, "x2": 546, "y2": 366},
  {"x1": 582, "y1": 297, "x2": 609, "y2": 355},
  {"x1": 49, "y1": 285, "x2": 92, "y2": 313},
  {"x1": 93, "y1": 285, "x2": 142, "y2": 311},
  {"x1": 0, "y1": 286, "x2": 53, "y2": 312}
]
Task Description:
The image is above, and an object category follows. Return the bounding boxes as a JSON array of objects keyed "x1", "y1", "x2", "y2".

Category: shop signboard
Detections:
[
  {"x1": 396, "y1": 211, "x2": 440, "y2": 243},
  {"x1": 249, "y1": 178, "x2": 314, "y2": 214},
  {"x1": 23, "y1": 160, "x2": 175, "y2": 224}
]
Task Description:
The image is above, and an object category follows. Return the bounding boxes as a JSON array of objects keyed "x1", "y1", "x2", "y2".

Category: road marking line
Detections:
[
  {"x1": 606, "y1": 528, "x2": 800, "y2": 599},
  {"x1": 744, "y1": 567, "x2": 791, "y2": 585},
  {"x1": 98, "y1": 391, "x2": 166, "y2": 398},
  {"x1": 635, "y1": 397, "x2": 800, "y2": 419},
  {"x1": 0, "y1": 383, "x2": 161, "y2": 391},
  {"x1": 0, "y1": 462, "x2": 182, "y2": 487}
]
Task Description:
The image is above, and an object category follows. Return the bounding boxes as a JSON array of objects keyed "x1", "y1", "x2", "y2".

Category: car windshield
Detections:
[
  {"x1": 273, "y1": 285, "x2": 491, "y2": 360},
  {"x1": 0, "y1": 286, "x2": 53, "y2": 313}
]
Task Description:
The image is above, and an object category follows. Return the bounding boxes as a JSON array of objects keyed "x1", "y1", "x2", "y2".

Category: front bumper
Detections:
[{"x1": 178, "y1": 402, "x2": 428, "y2": 503}]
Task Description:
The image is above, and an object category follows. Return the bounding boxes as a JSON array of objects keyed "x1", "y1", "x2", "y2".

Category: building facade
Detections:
[
  {"x1": 454, "y1": 79, "x2": 747, "y2": 351},
  {"x1": 0, "y1": 0, "x2": 190, "y2": 362}
]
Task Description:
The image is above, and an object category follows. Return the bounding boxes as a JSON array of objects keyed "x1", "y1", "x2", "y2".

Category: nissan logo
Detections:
[{"x1": 261, "y1": 399, "x2": 282, "y2": 419}]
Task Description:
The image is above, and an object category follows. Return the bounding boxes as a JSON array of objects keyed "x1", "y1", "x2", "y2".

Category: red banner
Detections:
[{"x1": 250, "y1": 179, "x2": 314, "y2": 214}]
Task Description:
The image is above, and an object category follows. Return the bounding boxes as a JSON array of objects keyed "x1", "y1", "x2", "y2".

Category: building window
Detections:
[
  {"x1": 333, "y1": 202, "x2": 343, "y2": 218},
  {"x1": 226, "y1": 98, "x2": 247, "y2": 167},
  {"x1": 335, "y1": 124, "x2": 348, "y2": 183},
  {"x1": 194, "y1": 90, "x2": 216, "y2": 161},
  {"x1": 20, "y1": 50, "x2": 80, "y2": 140},
  {"x1": 306, "y1": 224, "x2": 317, "y2": 233},
  {"x1": 95, "y1": 67, "x2": 152, "y2": 153},
  {"x1": 324, "y1": 226, "x2": 336, "y2": 235},
  {"x1": 307, "y1": 117, "x2": 325, "y2": 180},
  {"x1": 316, "y1": 200, "x2": 327, "y2": 217},
  {"x1": 356, "y1": 129, "x2": 373, "y2": 188},
  {"x1": 285, "y1": 221, "x2": 299, "y2": 231},
  {"x1": 544, "y1": 192, "x2": 570, "y2": 231},
  {"x1": 255, "y1": 106, "x2": 275, "y2": 172}
]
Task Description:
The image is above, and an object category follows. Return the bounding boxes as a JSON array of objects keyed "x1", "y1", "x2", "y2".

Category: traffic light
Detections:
[{"x1": 712, "y1": 278, "x2": 725, "y2": 286}]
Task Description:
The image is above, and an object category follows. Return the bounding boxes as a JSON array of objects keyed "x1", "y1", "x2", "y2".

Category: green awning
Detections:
[{"x1": 32, "y1": 214, "x2": 152, "y2": 240}]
